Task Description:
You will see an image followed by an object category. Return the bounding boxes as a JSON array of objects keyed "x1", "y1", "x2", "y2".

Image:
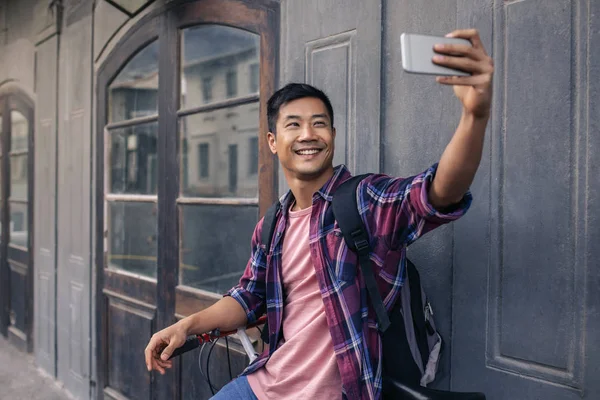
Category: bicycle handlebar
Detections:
[{"x1": 168, "y1": 315, "x2": 268, "y2": 360}]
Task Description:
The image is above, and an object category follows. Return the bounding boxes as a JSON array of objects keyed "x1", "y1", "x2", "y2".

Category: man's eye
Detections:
[
  {"x1": 315, "y1": 121, "x2": 326, "y2": 126},
  {"x1": 286, "y1": 122, "x2": 299, "y2": 128}
]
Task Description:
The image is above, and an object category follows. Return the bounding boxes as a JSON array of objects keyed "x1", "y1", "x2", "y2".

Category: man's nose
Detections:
[{"x1": 298, "y1": 124, "x2": 317, "y2": 141}]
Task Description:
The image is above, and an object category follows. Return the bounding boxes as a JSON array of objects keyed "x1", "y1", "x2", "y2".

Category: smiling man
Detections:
[{"x1": 144, "y1": 29, "x2": 494, "y2": 400}]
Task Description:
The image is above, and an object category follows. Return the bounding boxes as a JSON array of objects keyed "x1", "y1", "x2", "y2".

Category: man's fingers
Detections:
[
  {"x1": 159, "y1": 342, "x2": 177, "y2": 361},
  {"x1": 156, "y1": 359, "x2": 173, "y2": 370},
  {"x1": 446, "y1": 29, "x2": 484, "y2": 49},
  {"x1": 436, "y1": 74, "x2": 492, "y2": 87},
  {"x1": 433, "y1": 54, "x2": 493, "y2": 75},
  {"x1": 434, "y1": 43, "x2": 483, "y2": 60},
  {"x1": 432, "y1": 55, "x2": 484, "y2": 75},
  {"x1": 155, "y1": 362, "x2": 166, "y2": 375},
  {"x1": 145, "y1": 338, "x2": 161, "y2": 371}
]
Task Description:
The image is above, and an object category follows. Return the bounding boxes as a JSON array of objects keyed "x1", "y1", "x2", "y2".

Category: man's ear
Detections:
[
  {"x1": 267, "y1": 132, "x2": 277, "y2": 154},
  {"x1": 332, "y1": 127, "x2": 336, "y2": 139}
]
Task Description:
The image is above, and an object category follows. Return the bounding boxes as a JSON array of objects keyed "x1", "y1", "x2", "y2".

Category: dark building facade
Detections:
[{"x1": 0, "y1": 0, "x2": 598, "y2": 399}]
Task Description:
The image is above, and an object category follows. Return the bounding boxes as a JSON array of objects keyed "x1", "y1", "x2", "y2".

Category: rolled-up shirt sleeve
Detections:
[
  {"x1": 224, "y1": 219, "x2": 267, "y2": 324},
  {"x1": 362, "y1": 163, "x2": 472, "y2": 249}
]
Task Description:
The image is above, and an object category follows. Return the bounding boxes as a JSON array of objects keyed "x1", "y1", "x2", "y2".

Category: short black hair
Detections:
[{"x1": 267, "y1": 83, "x2": 334, "y2": 133}]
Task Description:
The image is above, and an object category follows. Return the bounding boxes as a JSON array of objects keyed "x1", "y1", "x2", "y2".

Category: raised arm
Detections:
[{"x1": 428, "y1": 29, "x2": 494, "y2": 209}]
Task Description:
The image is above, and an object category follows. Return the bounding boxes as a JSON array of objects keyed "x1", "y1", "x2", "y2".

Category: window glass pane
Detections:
[
  {"x1": 10, "y1": 155, "x2": 27, "y2": 200},
  {"x1": 180, "y1": 205, "x2": 257, "y2": 293},
  {"x1": 180, "y1": 103, "x2": 259, "y2": 198},
  {"x1": 109, "y1": 121, "x2": 158, "y2": 195},
  {"x1": 109, "y1": 40, "x2": 159, "y2": 122},
  {"x1": 108, "y1": 201, "x2": 157, "y2": 278},
  {"x1": 180, "y1": 25, "x2": 260, "y2": 109},
  {"x1": 9, "y1": 201, "x2": 27, "y2": 247},
  {"x1": 10, "y1": 110, "x2": 28, "y2": 152}
]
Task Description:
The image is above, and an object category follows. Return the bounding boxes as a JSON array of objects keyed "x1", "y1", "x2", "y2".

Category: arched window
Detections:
[{"x1": 96, "y1": 1, "x2": 278, "y2": 398}]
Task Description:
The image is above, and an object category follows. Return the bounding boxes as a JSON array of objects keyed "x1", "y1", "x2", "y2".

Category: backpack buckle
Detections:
[
  {"x1": 354, "y1": 238, "x2": 370, "y2": 252},
  {"x1": 351, "y1": 230, "x2": 370, "y2": 252}
]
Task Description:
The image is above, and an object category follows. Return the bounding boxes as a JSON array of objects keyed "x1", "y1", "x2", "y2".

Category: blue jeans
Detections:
[{"x1": 209, "y1": 375, "x2": 258, "y2": 400}]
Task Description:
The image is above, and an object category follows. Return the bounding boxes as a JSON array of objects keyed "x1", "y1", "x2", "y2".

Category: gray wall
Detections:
[{"x1": 280, "y1": 0, "x2": 600, "y2": 399}]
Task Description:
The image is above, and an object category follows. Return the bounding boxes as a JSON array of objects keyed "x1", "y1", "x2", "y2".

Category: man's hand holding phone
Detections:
[{"x1": 432, "y1": 29, "x2": 494, "y2": 119}]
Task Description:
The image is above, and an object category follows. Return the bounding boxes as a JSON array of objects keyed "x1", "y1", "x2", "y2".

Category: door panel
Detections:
[
  {"x1": 172, "y1": 2, "x2": 278, "y2": 398},
  {"x1": 57, "y1": 13, "x2": 93, "y2": 398},
  {"x1": 106, "y1": 295, "x2": 155, "y2": 400},
  {"x1": 453, "y1": 0, "x2": 599, "y2": 398},
  {"x1": 34, "y1": 35, "x2": 59, "y2": 374},
  {"x1": 97, "y1": 17, "x2": 161, "y2": 399},
  {"x1": 279, "y1": 0, "x2": 381, "y2": 196}
]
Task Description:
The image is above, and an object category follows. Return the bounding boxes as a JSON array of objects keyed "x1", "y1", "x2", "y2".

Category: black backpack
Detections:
[{"x1": 259, "y1": 174, "x2": 444, "y2": 391}]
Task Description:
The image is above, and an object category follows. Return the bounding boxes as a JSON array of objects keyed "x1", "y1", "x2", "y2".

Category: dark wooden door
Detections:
[
  {"x1": 0, "y1": 93, "x2": 35, "y2": 353},
  {"x1": 96, "y1": 1, "x2": 278, "y2": 399}
]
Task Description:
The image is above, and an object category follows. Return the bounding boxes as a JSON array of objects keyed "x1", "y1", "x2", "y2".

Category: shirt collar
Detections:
[{"x1": 278, "y1": 165, "x2": 352, "y2": 213}]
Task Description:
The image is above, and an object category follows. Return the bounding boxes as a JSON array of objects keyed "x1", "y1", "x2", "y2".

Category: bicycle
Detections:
[
  {"x1": 168, "y1": 316, "x2": 486, "y2": 399},
  {"x1": 168, "y1": 315, "x2": 267, "y2": 395}
]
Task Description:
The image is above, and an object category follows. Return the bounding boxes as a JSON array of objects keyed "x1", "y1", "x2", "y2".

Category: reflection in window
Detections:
[
  {"x1": 249, "y1": 63, "x2": 259, "y2": 94},
  {"x1": 249, "y1": 137, "x2": 259, "y2": 175},
  {"x1": 109, "y1": 40, "x2": 159, "y2": 122},
  {"x1": 179, "y1": 104, "x2": 259, "y2": 198},
  {"x1": 10, "y1": 156, "x2": 27, "y2": 200},
  {"x1": 179, "y1": 205, "x2": 257, "y2": 292},
  {"x1": 226, "y1": 71, "x2": 237, "y2": 98},
  {"x1": 10, "y1": 111, "x2": 28, "y2": 152},
  {"x1": 9, "y1": 202, "x2": 27, "y2": 248},
  {"x1": 228, "y1": 144, "x2": 238, "y2": 193},
  {"x1": 197, "y1": 143, "x2": 209, "y2": 178},
  {"x1": 108, "y1": 201, "x2": 157, "y2": 278},
  {"x1": 180, "y1": 25, "x2": 260, "y2": 109},
  {"x1": 109, "y1": 121, "x2": 158, "y2": 194},
  {"x1": 202, "y1": 77, "x2": 213, "y2": 103}
]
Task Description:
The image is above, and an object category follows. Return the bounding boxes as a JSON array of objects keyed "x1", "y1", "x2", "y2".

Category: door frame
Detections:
[{"x1": 0, "y1": 87, "x2": 35, "y2": 353}]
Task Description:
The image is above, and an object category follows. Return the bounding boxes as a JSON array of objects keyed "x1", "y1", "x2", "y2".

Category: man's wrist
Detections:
[
  {"x1": 462, "y1": 108, "x2": 490, "y2": 122},
  {"x1": 177, "y1": 315, "x2": 196, "y2": 336}
]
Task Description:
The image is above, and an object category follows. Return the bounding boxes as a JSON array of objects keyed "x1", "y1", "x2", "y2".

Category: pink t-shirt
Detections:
[{"x1": 247, "y1": 205, "x2": 342, "y2": 399}]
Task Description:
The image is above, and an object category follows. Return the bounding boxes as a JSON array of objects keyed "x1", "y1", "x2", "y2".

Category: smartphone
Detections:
[{"x1": 401, "y1": 33, "x2": 471, "y2": 76}]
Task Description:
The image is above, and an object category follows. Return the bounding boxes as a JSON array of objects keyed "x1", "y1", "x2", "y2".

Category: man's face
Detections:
[{"x1": 268, "y1": 97, "x2": 336, "y2": 181}]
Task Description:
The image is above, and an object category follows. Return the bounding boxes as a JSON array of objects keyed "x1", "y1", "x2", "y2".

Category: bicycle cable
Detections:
[
  {"x1": 206, "y1": 339, "x2": 220, "y2": 395},
  {"x1": 198, "y1": 340, "x2": 220, "y2": 395},
  {"x1": 225, "y1": 336, "x2": 233, "y2": 381}
]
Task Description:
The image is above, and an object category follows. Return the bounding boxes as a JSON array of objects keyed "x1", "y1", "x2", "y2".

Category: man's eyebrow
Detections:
[
  {"x1": 283, "y1": 115, "x2": 301, "y2": 120},
  {"x1": 312, "y1": 113, "x2": 329, "y2": 120}
]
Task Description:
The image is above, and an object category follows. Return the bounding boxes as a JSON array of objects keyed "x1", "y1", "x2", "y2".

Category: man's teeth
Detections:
[{"x1": 297, "y1": 149, "x2": 320, "y2": 155}]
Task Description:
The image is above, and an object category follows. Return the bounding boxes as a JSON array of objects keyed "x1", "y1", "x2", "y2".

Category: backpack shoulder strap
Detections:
[
  {"x1": 332, "y1": 174, "x2": 391, "y2": 333},
  {"x1": 259, "y1": 201, "x2": 280, "y2": 344},
  {"x1": 261, "y1": 201, "x2": 281, "y2": 254}
]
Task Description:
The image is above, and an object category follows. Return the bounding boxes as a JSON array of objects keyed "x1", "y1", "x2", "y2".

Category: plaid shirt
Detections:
[{"x1": 226, "y1": 164, "x2": 471, "y2": 399}]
